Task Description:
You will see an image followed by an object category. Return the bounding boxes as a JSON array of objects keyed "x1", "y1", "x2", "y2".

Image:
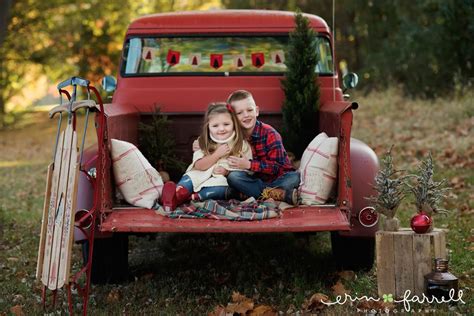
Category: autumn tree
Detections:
[{"x1": 0, "y1": 0, "x2": 220, "y2": 129}]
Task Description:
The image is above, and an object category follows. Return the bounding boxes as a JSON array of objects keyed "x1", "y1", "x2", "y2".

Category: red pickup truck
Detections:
[{"x1": 75, "y1": 10, "x2": 379, "y2": 285}]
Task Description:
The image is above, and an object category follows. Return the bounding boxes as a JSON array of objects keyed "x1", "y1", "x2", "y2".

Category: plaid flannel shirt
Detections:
[{"x1": 248, "y1": 120, "x2": 294, "y2": 183}]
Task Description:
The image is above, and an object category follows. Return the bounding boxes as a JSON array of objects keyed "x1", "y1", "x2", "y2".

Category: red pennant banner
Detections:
[
  {"x1": 145, "y1": 51, "x2": 152, "y2": 60},
  {"x1": 167, "y1": 49, "x2": 181, "y2": 66},
  {"x1": 142, "y1": 47, "x2": 155, "y2": 61},
  {"x1": 188, "y1": 53, "x2": 201, "y2": 67},
  {"x1": 210, "y1": 54, "x2": 223, "y2": 69},
  {"x1": 271, "y1": 50, "x2": 285, "y2": 64},
  {"x1": 251, "y1": 52, "x2": 265, "y2": 68},
  {"x1": 233, "y1": 54, "x2": 245, "y2": 69}
]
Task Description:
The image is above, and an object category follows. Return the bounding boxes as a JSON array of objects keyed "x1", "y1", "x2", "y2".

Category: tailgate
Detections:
[{"x1": 99, "y1": 206, "x2": 350, "y2": 233}]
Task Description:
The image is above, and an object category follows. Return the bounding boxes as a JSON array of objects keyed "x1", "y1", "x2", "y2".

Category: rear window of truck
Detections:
[{"x1": 121, "y1": 35, "x2": 333, "y2": 76}]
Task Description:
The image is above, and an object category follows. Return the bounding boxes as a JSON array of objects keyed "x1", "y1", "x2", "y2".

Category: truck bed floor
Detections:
[{"x1": 99, "y1": 206, "x2": 351, "y2": 233}]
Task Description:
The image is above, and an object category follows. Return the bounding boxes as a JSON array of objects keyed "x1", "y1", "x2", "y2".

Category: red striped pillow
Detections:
[
  {"x1": 111, "y1": 139, "x2": 163, "y2": 209},
  {"x1": 298, "y1": 133, "x2": 338, "y2": 205}
]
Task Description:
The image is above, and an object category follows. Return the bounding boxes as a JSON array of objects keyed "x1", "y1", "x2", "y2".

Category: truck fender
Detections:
[
  {"x1": 340, "y1": 138, "x2": 379, "y2": 237},
  {"x1": 74, "y1": 145, "x2": 97, "y2": 242}
]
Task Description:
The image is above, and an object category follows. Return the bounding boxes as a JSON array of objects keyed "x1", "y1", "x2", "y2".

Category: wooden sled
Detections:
[{"x1": 36, "y1": 77, "x2": 106, "y2": 315}]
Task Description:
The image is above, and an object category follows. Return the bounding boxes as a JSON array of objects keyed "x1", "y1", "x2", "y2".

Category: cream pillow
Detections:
[
  {"x1": 110, "y1": 139, "x2": 163, "y2": 209},
  {"x1": 298, "y1": 133, "x2": 338, "y2": 205}
]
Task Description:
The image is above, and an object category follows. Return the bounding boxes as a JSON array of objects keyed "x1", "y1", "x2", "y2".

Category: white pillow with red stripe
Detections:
[
  {"x1": 110, "y1": 139, "x2": 163, "y2": 209},
  {"x1": 298, "y1": 132, "x2": 338, "y2": 205}
]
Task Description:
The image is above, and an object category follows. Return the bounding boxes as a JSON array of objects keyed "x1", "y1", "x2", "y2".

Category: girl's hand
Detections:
[
  {"x1": 214, "y1": 144, "x2": 230, "y2": 158},
  {"x1": 227, "y1": 156, "x2": 251, "y2": 170},
  {"x1": 213, "y1": 165, "x2": 229, "y2": 176}
]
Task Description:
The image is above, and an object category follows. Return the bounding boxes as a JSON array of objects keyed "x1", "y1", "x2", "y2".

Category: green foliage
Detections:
[
  {"x1": 138, "y1": 108, "x2": 186, "y2": 174},
  {"x1": 406, "y1": 153, "x2": 450, "y2": 215},
  {"x1": 0, "y1": 0, "x2": 216, "y2": 128},
  {"x1": 346, "y1": 0, "x2": 474, "y2": 98},
  {"x1": 367, "y1": 147, "x2": 406, "y2": 218},
  {"x1": 281, "y1": 11, "x2": 320, "y2": 158},
  {"x1": 224, "y1": 0, "x2": 473, "y2": 99}
]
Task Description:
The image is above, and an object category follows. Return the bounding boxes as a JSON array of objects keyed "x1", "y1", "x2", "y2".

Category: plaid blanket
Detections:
[{"x1": 154, "y1": 198, "x2": 281, "y2": 220}]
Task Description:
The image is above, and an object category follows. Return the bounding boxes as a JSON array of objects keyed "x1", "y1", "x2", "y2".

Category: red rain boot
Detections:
[
  {"x1": 175, "y1": 186, "x2": 192, "y2": 206},
  {"x1": 161, "y1": 181, "x2": 177, "y2": 212}
]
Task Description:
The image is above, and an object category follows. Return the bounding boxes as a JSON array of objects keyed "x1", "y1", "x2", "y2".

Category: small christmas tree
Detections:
[
  {"x1": 281, "y1": 10, "x2": 320, "y2": 159},
  {"x1": 407, "y1": 153, "x2": 449, "y2": 216},
  {"x1": 138, "y1": 107, "x2": 186, "y2": 179},
  {"x1": 368, "y1": 147, "x2": 406, "y2": 231}
]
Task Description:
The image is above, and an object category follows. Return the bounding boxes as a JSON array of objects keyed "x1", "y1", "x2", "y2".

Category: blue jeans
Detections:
[
  {"x1": 177, "y1": 175, "x2": 228, "y2": 200},
  {"x1": 227, "y1": 171, "x2": 300, "y2": 201}
]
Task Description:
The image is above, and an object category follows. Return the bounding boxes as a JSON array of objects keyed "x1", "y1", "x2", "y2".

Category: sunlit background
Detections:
[{"x1": 0, "y1": 0, "x2": 472, "y2": 127}]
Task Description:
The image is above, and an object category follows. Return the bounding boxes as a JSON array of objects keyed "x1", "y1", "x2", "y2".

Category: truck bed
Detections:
[{"x1": 99, "y1": 205, "x2": 350, "y2": 233}]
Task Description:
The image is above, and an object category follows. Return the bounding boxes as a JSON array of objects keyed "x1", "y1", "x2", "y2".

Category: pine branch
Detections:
[
  {"x1": 409, "y1": 153, "x2": 450, "y2": 215},
  {"x1": 367, "y1": 147, "x2": 406, "y2": 218}
]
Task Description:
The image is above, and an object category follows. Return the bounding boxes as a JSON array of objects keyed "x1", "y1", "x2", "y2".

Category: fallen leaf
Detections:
[
  {"x1": 456, "y1": 126, "x2": 469, "y2": 136},
  {"x1": 10, "y1": 305, "x2": 24, "y2": 316},
  {"x1": 106, "y1": 288, "x2": 121, "y2": 304},
  {"x1": 443, "y1": 148, "x2": 455, "y2": 158},
  {"x1": 337, "y1": 270, "x2": 356, "y2": 281},
  {"x1": 331, "y1": 280, "x2": 350, "y2": 296},
  {"x1": 357, "y1": 299, "x2": 394, "y2": 311},
  {"x1": 450, "y1": 176, "x2": 465, "y2": 189},
  {"x1": 285, "y1": 303, "x2": 296, "y2": 314},
  {"x1": 226, "y1": 301, "x2": 254, "y2": 315},
  {"x1": 249, "y1": 305, "x2": 277, "y2": 316},
  {"x1": 303, "y1": 293, "x2": 330, "y2": 312},
  {"x1": 231, "y1": 291, "x2": 249, "y2": 303},
  {"x1": 226, "y1": 292, "x2": 254, "y2": 315},
  {"x1": 208, "y1": 305, "x2": 226, "y2": 316}
]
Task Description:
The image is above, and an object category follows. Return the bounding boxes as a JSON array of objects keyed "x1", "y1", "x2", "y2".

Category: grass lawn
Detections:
[{"x1": 0, "y1": 90, "x2": 472, "y2": 314}]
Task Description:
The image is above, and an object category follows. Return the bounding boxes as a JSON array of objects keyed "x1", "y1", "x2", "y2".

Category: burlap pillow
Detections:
[
  {"x1": 298, "y1": 133, "x2": 338, "y2": 205},
  {"x1": 110, "y1": 139, "x2": 163, "y2": 209}
]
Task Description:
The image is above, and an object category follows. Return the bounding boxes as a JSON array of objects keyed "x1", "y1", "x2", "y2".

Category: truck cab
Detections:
[{"x1": 78, "y1": 10, "x2": 379, "y2": 283}]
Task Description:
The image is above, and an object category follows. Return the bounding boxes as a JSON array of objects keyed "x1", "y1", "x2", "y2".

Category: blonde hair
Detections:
[{"x1": 198, "y1": 102, "x2": 244, "y2": 156}]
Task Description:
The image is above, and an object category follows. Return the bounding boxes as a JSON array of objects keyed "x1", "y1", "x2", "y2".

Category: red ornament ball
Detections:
[{"x1": 410, "y1": 212, "x2": 432, "y2": 234}]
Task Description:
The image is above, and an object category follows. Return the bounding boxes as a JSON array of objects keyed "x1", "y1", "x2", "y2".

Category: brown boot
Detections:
[{"x1": 261, "y1": 187, "x2": 298, "y2": 205}]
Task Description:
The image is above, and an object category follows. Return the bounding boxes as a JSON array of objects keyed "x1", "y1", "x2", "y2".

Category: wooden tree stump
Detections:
[{"x1": 376, "y1": 228, "x2": 447, "y2": 298}]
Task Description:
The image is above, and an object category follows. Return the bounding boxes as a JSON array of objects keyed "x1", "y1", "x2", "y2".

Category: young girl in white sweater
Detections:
[{"x1": 162, "y1": 102, "x2": 252, "y2": 211}]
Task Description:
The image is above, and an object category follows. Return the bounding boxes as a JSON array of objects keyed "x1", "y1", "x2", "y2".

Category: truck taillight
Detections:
[{"x1": 358, "y1": 206, "x2": 378, "y2": 227}]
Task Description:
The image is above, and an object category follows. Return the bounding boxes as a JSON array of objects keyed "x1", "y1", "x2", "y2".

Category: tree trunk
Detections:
[
  {"x1": 0, "y1": 0, "x2": 13, "y2": 126},
  {"x1": 0, "y1": 0, "x2": 12, "y2": 46}
]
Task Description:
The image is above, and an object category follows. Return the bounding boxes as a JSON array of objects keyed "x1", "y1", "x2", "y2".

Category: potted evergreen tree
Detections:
[
  {"x1": 281, "y1": 10, "x2": 320, "y2": 159},
  {"x1": 368, "y1": 148, "x2": 406, "y2": 231},
  {"x1": 407, "y1": 153, "x2": 449, "y2": 233}
]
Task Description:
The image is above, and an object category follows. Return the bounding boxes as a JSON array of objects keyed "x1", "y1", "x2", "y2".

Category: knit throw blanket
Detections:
[{"x1": 154, "y1": 198, "x2": 281, "y2": 220}]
